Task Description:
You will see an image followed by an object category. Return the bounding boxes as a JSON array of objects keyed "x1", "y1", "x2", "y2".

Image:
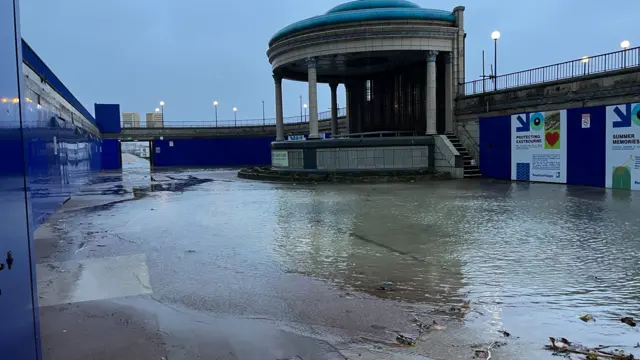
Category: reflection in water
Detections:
[
  {"x1": 270, "y1": 180, "x2": 640, "y2": 356},
  {"x1": 273, "y1": 184, "x2": 468, "y2": 305}
]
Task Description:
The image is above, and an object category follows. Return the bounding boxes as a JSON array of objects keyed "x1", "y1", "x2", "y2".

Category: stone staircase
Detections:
[{"x1": 445, "y1": 134, "x2": 481, "y2": 178}]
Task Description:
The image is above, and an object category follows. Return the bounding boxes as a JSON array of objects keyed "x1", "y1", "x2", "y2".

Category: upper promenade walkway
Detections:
[{"x1": 103, "y1": 109, "x2": 347, "y2": 140}]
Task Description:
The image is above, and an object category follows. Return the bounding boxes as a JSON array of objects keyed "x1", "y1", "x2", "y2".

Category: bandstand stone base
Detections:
[
  {"x1": 271, "y1": 137, "x2": 435, "y2": 171},
  {"x1": 237, "y1": 167, "x2": 451, "y2": 183},
  {"x1": 246, "y1": 136, "x2": 464, "y2": 180}
]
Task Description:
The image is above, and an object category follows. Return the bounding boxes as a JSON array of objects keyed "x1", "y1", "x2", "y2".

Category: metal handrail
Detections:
[
  {"x1": 122, "y1": 107, "x2": 346, "y2": 129},
  {"x1": 457, "y1": 124, "x2": 478, "y2": 149},
  {"x1": 460, "y1": 46, "x2": 640, "y2": 96}
]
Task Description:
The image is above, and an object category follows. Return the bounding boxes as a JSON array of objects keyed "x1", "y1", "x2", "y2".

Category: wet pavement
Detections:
[{"x1": 34, "y1": 154, "x2": 640, "y2": 359}]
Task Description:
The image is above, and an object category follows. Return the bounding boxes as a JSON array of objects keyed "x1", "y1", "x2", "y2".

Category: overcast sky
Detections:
[{"x1": 19, "y1": 0, "x2": 640, "y2": 123}]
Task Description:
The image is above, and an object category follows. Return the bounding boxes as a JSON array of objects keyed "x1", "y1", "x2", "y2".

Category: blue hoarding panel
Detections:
[
  {"x1": 479, "y1": 115, "x2": 511, "y2": 179},
  {"x1": 95, "y1": 104, "x2": 121, "y2": 133},
  {"x1": 567, "y1": 106, "x2": 606, "y2": 187},
  {"x1": 21, "y1": 103, "x2": 103, "y2": 228},
  {"x1": 102, "y1": 139, "x2": 121, "y2": 170},
  {"x1": 153, "y1": 137, "x2": 274, "y2": 167},
  {"x1": 0, "y1": 2, "x2": 40, "y2": 358}
]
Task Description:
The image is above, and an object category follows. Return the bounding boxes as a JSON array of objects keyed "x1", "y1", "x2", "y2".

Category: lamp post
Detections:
[
  {"x1": 233, "y1": 107, "x2": 238, "y2": 126},
  {"x1": 581, "y1": 56, "x2": 589, "y2": 75},
  {"x1": 159, "y1": 101, "x2": 165, "y2": 121},
  {"x1": 262, "y1": 100, "x2": 265, "y2": 126},
  {"x1": 299, "y1": 95, "x2": 303, "y2": 122},
  {"x1": 491, "y1": 31, "x2": 501, "y2": 91},
  {"x1": 621, "y1": 40, "x2": 631, "y2": 68},
  {"x1": 303, "y1": 103, "x2": 308, "y2": 122},
  {"x1": 155, "y1": 108, "x2": 160, "y2": 128},
  {"x1": 213, "y1": 100, "x2": 219, "y2": 126}
]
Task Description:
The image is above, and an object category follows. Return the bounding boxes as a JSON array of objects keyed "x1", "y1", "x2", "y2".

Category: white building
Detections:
[
  {"x1": 122, "y1": 112, "x2": 140, "y2": 128},
  {"x1": 146, "y1": 112, "x2": 163, "y2": 128}
]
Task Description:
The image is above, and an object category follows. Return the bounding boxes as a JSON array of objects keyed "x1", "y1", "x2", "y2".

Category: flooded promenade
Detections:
[{"x1": 34, "y1": 155, "x2": 640, "y2": 359}]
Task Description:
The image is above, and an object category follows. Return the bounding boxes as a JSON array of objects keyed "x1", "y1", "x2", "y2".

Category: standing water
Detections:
[{"x1": 36, "y1": 165, "x2": 640, "y2": 359}]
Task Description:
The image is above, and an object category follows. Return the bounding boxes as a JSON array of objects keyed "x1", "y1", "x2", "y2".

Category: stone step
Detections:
[{"x1": 464, "y1": 173, "x2": 483, "y2": 178}]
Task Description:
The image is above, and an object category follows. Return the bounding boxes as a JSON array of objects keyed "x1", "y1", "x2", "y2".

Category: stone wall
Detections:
[
  {"x1": 454, "y1": 69, "x2": 640, "y2": 165},
  {"x1": 433, "y1": 135, "x2": 464, "y2": 179},
  {"x1": 315, "y1": 146, "x2": 430, "y2": 171}
]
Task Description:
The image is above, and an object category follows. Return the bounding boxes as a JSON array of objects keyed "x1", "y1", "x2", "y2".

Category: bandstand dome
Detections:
[
  {"x1": 269, "y1": 0, "x2": 456, "y2": 46},
  {"x1": 267, "y1": 0, "x2": 466, "y2": 139}
]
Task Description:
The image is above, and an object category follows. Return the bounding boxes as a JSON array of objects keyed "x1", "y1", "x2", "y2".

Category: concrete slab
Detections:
[{"x1": 37, "y1": 254, "x2": 152, "y2": 307}]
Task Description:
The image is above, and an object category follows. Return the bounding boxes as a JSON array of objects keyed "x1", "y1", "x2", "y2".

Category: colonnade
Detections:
[{"x1": 273, "y1": 50, "x2": 454, "y2": 141}]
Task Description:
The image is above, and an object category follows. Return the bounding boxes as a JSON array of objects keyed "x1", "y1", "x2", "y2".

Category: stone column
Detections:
[
  {"x1": 425, "y1": 50, "x2": 438, "y2": 135},
  {"x1": 329, "y1": 82, "x2": 338, "y2": 135},
  {"x1": 274, "y1": 74, "x2": 284, "y2": 141},
  {"x1": 444, "y1": 52, "x2": 453, "y2": 134},
  {"x1": 344, "y1": 83, "x2": 351, "y2": 134},
  {"x1": 307, "y1": 58, "x2": 319, "y2": 139},
  {"x1": 453, "y1": 6, "x2": 466, "y2": 91}
]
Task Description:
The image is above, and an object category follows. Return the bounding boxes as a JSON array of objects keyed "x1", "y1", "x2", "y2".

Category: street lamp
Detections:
[
  {"x1": 155, "y1": 107, "x2": 160, "y2": 113},
  {"x1": 491, "y1": 31, "x2": 501, "y2": 91},
  {"x1": 213, "y1": 100, "x2": 219, "y2": 126},
  {"x1": 621, "y1": 40, "x2": 631, "y2": 68},
  {"x1": 159, "y1": 101, "x2": 165, "y2": 120},
  {"x1": 262, "y1": 100, "x2": 265, "y2": 126},
  {"x1": 581, "y1": 56, "x2": 589, "y2": 75},
  {"x1": 299, "y1": 94, "x2": 303, "y2": 122},
  {"x1": 303, "y1": 103, "x2": 308, "y2": 122},
  {"x1": 233, "y1": 106, "x2": 238, "y2": 126}
]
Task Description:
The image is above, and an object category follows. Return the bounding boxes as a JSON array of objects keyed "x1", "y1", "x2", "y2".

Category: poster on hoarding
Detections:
[
  {"x1": 511, "y1": 110, "x2": 567, "y2": 183},
  {"x1": 605, "y1": 103, "x2": 640, "y2": 190},
  {"x1": 272, "y1": 150, "x2": 289, "y2": 167}
]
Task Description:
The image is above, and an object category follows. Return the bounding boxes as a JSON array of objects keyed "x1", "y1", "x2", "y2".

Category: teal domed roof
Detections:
[
  {"x1": 326, "y1": 0, "x2": 421, "y2": 14},
  {"x1": 269, "y1": 0, "x2": 456, "y2": 46}
]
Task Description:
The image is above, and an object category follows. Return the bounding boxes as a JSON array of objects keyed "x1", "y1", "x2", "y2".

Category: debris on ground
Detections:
[
  {"x1": 395, "y1": 333, "x2": 416, "y2": 346},
  {"x1": 498, "y1": 329, "x2": 511, "y2": 337},
  {"x1": 429, "y1": 320, "x2": 446, "y2": 331},
  {"x1": 376, "y1": 281, "x2": 395, "y2": 291},
  {"x1": 580, "y1": 314, "x2": 595, "y2": 322},
  {"x1": 449, "y1": 300, "x2": 471, "y2": 313},
  {"x1": 545, "y1": 337, "x2": 635, "y2": 359},
  {"x1": 461, "y1": 300, "x2": 471, "y2": 312},
  {"x1": 621, "y1": 317, "x2": 637, "y2": 327},
  {"x1": 411, "y1": 315, "x2": 447, "y2": 333},
  {"x1": 473, "y1": 341, "x2": 497, "y2": 359}
]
